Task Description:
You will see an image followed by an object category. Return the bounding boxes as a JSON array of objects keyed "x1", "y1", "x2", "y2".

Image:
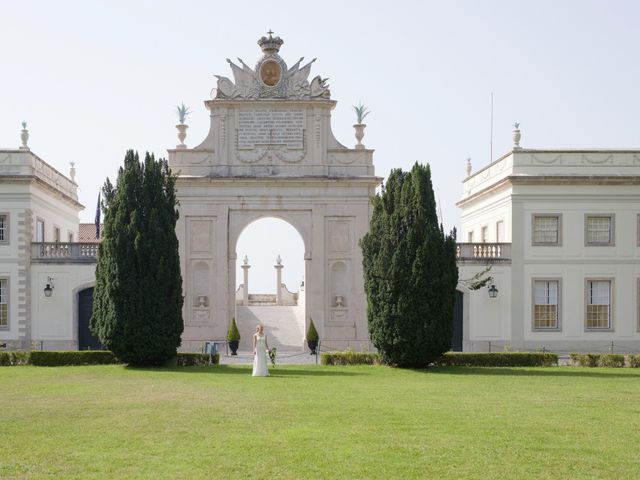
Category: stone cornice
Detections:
[
  {"x1": 0, "y1": 175, "x2": 84, "y2": 209},
  {"x1": 457, "y1": 174, "x2": 640, "y2": 208},
  {"x1": 515, "y1": 148, "x2": 640, "y2": 154},
  {"x1": 456, "y1": 177, "x2": 511, "y2": 208},
  {"x1": 509, "y1": 174, "x2": 640, "y2": 185},
  {"x1": 205, "y1": 98, "x2": 337, "y2": 110},
  {"x1": 176, "y1": 175, "x2": 382, "y2": 187}
]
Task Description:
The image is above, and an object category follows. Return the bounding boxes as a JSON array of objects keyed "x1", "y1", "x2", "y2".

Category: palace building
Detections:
[{"x1": 455, "y1": 128, "x2": 640, "y2": 353}]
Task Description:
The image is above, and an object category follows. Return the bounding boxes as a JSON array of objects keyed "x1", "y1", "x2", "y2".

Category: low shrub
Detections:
[
  {"x1": 570, "y1": 353, "x2": 627, "y2": 368},
  {"x1": 227, "y1": 318, "x2": 240, "y2": 342},
  {"x1": 0, "y1": 351, "x2": 31, "y2": 366},
  {"x1": 29, "y1": 350, "x2": 117, "y2": 366},
  {"x1": 569, "y1": 353, "x2": 598, "y2": 367},
  {"x1": 170, "y1": 352, "x2": 219, "y2": 366},
  {"x1": 321, "y1": 351, "x2": 381, "y2": 366},
  {"x1": 432, "y1": 352, "x2": 559, "y2": 367},
  {"x1": 628, "y1": 354, "x2": 640, "y2": 368},
  {"x1": 598, "y1": 354, "x2": 625, "y2": 368},
  {"x1": 306, "y1": 319, "x2": 319, "y2": 342}
]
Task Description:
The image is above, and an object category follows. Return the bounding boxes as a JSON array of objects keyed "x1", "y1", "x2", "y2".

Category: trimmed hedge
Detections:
[
  {"x1": 432, "y1": 352, "x2": 559, "y2": 367},
  {"x1": 321, "y1": 351, "x2": 381, "y2": 366},
  {"x1": 570, "y1": 353, "x2": 626, "y2": 368},
  {"x1": 171, "y1": 352, "x2": 219, "y2": 366},
  {"x1": 0, "y1": 351, "x2": 31, "y2": 366},
  {"x1": 629, "y1": 354, "x2": 640, "y2": 368},
  {"x1": 0, "y1": 350, "x2": 221, "y2": 367},
  {"x1": 29, "y1": 350, "x2": 117, "y2": 366}
]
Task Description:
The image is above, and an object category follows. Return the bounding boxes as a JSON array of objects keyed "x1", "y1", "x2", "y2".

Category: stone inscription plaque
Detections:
[{"x1": 238, "y1": 109, "x2": 304, "y2": 149}]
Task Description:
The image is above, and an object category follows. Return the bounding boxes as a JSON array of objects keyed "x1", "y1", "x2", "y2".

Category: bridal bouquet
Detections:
[{"x1": 268, "y1": 347, "x2": 277, "y2": 368}]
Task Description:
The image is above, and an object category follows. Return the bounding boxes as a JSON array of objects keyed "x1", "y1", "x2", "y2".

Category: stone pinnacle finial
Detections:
[
  {"x1": 243, "y1": 255, "x2": 249, "y2": 265},
  {"x1": 276, "y1": 254, "x2": 282, "y2": 266},
  {"x1": 466, "y1": 157, "x2": 472, "y2": 177},
  {"x1": 69, "y1": 162, "x2": 76, "y2": 182}
]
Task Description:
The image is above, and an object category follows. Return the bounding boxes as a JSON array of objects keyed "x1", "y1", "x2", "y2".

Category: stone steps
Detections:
[{"x1": 236, "y1": 305, "x2": 305, "y2": 352}]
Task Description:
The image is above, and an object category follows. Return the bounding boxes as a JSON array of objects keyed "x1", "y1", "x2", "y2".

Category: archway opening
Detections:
[
  {"x1": 234, "y1": 217, "x2": 306, "y2": 352},
  {"x1": 78, "y1": 287, "x2": 103, "y2": 350}
]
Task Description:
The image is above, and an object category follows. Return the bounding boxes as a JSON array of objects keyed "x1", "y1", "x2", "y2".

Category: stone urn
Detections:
[
  {"x1": 353, "y1": 123, "x2": 366, "y2": 150},
  {"x1": 20, "y1": 128, "x2": 29, "y2": 150},
  {"x1": 176, "y1": 124, "x2": 188, "y2": 149},
  {"x1": 512, "y1": 123, "x2": 521, "y2": 150}
]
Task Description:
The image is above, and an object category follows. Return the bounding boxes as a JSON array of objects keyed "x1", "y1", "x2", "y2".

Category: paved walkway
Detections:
[{"x1": 219, "y1": 350, "x2": 320, "y2": 365}]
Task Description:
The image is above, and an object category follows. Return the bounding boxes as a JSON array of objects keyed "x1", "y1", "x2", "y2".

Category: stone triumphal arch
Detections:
[{"x1": 168, "y1": 33, "x2": 380, "y2": 352}]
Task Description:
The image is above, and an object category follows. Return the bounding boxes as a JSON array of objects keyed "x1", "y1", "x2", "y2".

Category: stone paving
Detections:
[{"x1": 219, "y1": 350, "x2": 320, "y2": 365}]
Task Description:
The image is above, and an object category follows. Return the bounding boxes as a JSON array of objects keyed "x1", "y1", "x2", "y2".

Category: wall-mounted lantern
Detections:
[
  {"x1": 487, "y1": 278, "x2": 498, "y2": 299},
  {"x1": 44, "y1": 276, "x2": 54, "y2": 297}
]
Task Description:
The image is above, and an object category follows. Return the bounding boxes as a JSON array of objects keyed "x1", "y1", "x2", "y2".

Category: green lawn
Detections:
[{"x1": 1, "y1": 365, "x2": 639, "y2": 479}]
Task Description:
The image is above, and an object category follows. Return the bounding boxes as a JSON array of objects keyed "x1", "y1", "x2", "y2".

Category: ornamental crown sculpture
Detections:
[
  {"x1": 258, "y1": 30, "x2": 284, "y2": 54},
  {"x1": 213, "y1": 31, "x2": 331, "y2": 101}
]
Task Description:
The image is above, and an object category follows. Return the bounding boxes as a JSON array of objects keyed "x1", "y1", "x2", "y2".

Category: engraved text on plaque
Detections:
[{"x1": 238, "y1": 109, "x2": 304, "y2": 149}]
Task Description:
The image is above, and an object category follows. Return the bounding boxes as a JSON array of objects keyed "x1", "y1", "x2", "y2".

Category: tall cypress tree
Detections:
[
  {"x1": 92, "y1": 150, "x2": 183, "y2": 366},
  {"x1": 361, "y1": 162, "x2": 458, "y2": 368}
]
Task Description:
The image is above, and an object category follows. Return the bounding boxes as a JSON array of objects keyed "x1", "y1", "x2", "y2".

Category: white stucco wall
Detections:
[{"x1": 31, "y1": 263, "x2": 95, "y2": 350}]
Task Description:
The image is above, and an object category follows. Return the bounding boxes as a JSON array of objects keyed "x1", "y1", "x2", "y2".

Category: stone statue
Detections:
[
  {"x1": 310, "y1": 76, "x2": 331, "y2": 98},
  {"x1": 214, "y1": 75, "x2": 241, "y2": 99}
]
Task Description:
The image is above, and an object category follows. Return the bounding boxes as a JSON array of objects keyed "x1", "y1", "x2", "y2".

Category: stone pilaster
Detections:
[{"x1": 16, "y1": 209, "x2": 32, "y2": 349}]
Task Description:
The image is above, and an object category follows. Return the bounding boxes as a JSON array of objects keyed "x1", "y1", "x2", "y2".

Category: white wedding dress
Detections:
[{"x1": 252, "y1": 334, "x2": 270, "y2": 377}]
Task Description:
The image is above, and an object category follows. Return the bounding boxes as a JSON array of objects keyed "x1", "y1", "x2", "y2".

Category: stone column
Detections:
[
  {"x1": 274, "y1": 255, "x2": 283, "y2": 306},
  {"x1": 241, "y1": 255, "x2": 250, "y2": 306}
]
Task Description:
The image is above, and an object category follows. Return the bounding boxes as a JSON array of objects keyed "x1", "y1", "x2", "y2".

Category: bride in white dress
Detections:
[{"x1": 252, "y1": 324, "x2": 270, "y2": 377}]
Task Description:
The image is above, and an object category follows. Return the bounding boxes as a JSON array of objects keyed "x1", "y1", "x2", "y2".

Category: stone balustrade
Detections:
[
  {"x1": 456, "y1": 243, "x2": 511, "y2": 263},
  {"x1": 31, "y1": 242, "x2": 98, "y2": 263}
]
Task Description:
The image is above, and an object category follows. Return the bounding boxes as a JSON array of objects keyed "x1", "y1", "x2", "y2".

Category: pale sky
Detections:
[{"x1": 1, "y1": 1, "x2": 639, "y2": 292}]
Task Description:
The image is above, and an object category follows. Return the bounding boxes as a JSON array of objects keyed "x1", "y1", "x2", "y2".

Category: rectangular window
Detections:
[
  {"x1": 586, "y1": 280, "x2": 612, "y2": 329},
  {"x1": 36, "y1": 219, "x2": 45, "y2": 242},
  {"x1": 0, "y1": 279, "x2": 7, "y2": 328},
  {"x1": 53, "y1": 226, "x2": 61, "y2": 243},
  {"x1": 481, "y1": 226, "x2": 488, "y2": 243},
  {"x1": 467, "y1": 231, "x2": 474, "y2": 243},
  {"x1": 532, "y1": 215, "x2": 560, "y2": 245},
  {"x1": 533, "y1": 280, "x2": 559, "y2": 329},
  {"x1": 585, "y1": 215, "x2": 614, "y2": 246},
  {"x1": 0, "y1": 214, "x2": 7, "y2": 242},
  {"x1": 496, "y1": 220, "x2": 505, "y2": 242}
]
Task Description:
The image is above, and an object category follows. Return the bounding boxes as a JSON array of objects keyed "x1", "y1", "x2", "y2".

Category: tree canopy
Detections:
[
  {"x1": 361, "y1": 162, "x2": 458, "y2": 368},
  {"x1": 92, "y1": 150, "x2": 183, "y2": 366}
]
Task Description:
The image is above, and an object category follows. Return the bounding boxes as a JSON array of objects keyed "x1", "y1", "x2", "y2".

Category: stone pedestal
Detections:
[
  {"x1": 241, "y1": 257, "x2": 250, "y2": 306},
  {"x1": 274, "y1": 256, "x2": 283, "y2": 306}
]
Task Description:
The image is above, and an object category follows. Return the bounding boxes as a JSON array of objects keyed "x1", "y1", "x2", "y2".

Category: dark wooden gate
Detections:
[
  {"x1": 78, "y1": 287, "x2": 102, "y2": 350},
  {"x1": 451, "y1": 290, "x2": 464, "y2": 352}
]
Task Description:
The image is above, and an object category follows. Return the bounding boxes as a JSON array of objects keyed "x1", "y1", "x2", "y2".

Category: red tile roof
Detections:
[{"x1": 79, "y1": 223, "x2": 103, "y2": 243}]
